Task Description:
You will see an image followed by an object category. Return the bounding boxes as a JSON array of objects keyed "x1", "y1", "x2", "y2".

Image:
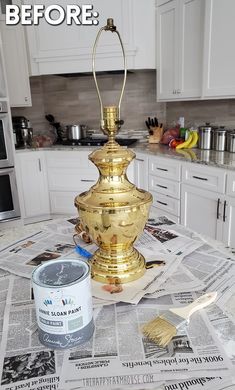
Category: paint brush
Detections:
[{"x1": 142, "y1": 292, "x2": 217, "y2": 347}]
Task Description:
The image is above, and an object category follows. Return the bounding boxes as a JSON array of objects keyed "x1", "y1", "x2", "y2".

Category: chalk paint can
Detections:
[{"x1": 32, "y1": 258, "x2": 94, "y2": 349}]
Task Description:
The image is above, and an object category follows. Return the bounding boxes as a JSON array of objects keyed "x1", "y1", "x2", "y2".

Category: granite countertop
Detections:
[{"x1": 16, "y1": 142, "x2": 235, "y2": 171}]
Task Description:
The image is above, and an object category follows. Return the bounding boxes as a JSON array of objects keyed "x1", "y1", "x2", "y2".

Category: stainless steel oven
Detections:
[
  {"x1": 0, "y1": 101, "x2": 14, "y2": 168},
  {"x1": 0, "y1": 167, "x2": 20, "y2": 221}
]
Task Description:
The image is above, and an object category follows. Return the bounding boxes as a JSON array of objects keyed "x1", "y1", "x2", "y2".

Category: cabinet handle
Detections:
[
  {"x1": 216, "y1": 198, "x2": 220, "y2": 219},
  {"x1": 223, "y1": 200, "x2": 227, "y2": 222},
  {"x1": 177, "y1": 89, "x2": 181, "y2": 94},
  {"x1": 157, "y1": 184, "x2": 168, "y2": 189},
  {"x1": 192, "y1": 175, "x2": 208, "y2": 181},
  {"x1": 156, "y1": 167, "x2": 168, "y2": 172},
  {"x1": 173, "y1": 89, "x2": 176, "y2": 94},
  {"x1": 25, "y1": 97, "x2": 28, "y2": 102},
  {"x1": 136, "y1": 159, "x2": 144, "y2": 162},
  {"x1": 38, "y1": 159, "x2": 42, "y2": 172},
  {"x1": 157, "y1": 200, "x2": 168, "y2": 206},
  {"x1": 81, "y1": 179, "x2": 96, "y2": 182}
]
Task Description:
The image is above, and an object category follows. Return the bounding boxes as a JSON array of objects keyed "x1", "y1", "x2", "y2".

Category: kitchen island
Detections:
[{"x1": 0, "y1": 214, "x2": 234, "y2": 390}]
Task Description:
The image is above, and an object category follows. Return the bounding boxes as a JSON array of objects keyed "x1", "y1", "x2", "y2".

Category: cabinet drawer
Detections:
[
  {"x1": 152, "y1": 191, "x2": 180, "y2": 217},
  {"x1": 149, "y1": 157, "x2": 181, "y2": 181},
  {"x1": 48, "y1": 168, "x2": 98, "y2": 191},
  {"x1": 50, "y1": 191, "x2": 78, "y2": 214},
  {"x1": 226, "y1": 172, "x2": 235, "y2": 198},
  {"x1": 149, "y1": 175, "x2": 180, "y2": 199},
  {"x1": 46, "y1": 151, "x2": 94, "y2": 169},
  {"x1": 182, "y1": 164, "x2": 226, "y2": 193}
]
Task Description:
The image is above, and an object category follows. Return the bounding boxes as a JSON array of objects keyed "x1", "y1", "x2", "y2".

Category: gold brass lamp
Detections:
[{"x1": 74, "y1": 19, "x2": 152, "y2": 284}]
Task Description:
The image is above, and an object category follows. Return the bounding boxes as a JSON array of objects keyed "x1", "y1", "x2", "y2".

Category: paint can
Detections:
[{"x1": 32, "y1": 258, "x2": 94, "y2": 349}]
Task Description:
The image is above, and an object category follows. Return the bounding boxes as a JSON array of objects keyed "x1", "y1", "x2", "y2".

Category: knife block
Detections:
[{"x1": 148, "y1": 126, "x2": 164, "y2": 144}]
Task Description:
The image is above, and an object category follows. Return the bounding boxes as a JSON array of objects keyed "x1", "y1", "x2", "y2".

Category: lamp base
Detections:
[{"x1": 90, "y1": 247, "x2": 146, "y2": 284}]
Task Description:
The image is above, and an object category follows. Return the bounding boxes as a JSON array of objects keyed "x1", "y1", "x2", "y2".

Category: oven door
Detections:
[
  {"x1": 0, "y1": 114, "x2": 14, "y2": 168},
  {"x1": 0, "y1": 167, "x2": 20, "y2": 221}
]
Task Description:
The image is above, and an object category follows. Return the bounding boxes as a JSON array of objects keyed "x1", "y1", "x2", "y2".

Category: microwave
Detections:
[{"x1": 0, "y1": 101, "x2": 14, "y2": 168}]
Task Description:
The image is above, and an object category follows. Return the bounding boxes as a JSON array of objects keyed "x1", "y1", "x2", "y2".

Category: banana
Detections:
[
  {"x1": 176, "y1": 131, "x2": 193, "y2": 149},
  {"x1": 187, "y1": 131, "x2": 199, "y2": 149},
  {"x1": 175, "y1": 149, "x2": 192, "y2": 159}
]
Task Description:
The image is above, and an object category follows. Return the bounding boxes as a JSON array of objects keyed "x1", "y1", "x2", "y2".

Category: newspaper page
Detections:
[
  {"x1": 0, "y1": 275, "x2": 62, "y2": 390},
  {"x1": 91, "y1": 253, "x2": 182, "y2": 304},
  {"x1": 146, "y1": 250, "x2": 235, "y2": 301},
  {"x1": 0, "y1": 230, "x2": 76, "y2": 278},
  {"x1": 60, "y1": 301, "x2": 233, "y2": 389}
]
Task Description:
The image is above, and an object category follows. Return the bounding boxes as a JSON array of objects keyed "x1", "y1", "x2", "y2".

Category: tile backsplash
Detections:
[
  {"x1": 12, "y1": 70, "x2": 165, "y2": 139},
  {"x1": 12, "y1": 70, "x2": 235, "y2": 138},
  {"x1": 166, "y1": 99, "x2": 235, "y2": 129}
]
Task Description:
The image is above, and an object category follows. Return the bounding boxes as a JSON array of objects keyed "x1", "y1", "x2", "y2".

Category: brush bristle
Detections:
[{"x1": 142, "y1": 317, "x2": 177, "y2": 347}]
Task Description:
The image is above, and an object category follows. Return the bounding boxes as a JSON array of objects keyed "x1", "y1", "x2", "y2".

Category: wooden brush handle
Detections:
[{"x1": 170, "y1": 292, "x2": 217, "y2": 320}]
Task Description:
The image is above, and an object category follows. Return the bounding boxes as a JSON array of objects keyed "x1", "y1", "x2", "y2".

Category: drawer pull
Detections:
[
  {"x1": 157, "y1": 200, "x2": 168, "y2": 206},
  {"x1": 217, "y1": 198, "x2": 220, "y2": 220},
  {"x1": 81, "y1": 179, "x2": 96, "y2": 182},
  {"x1": 192, "y1": 175, "x2": 208, "y2": 181},
  {"x1": 223, "y1": 200, "x2": 227, "y2": 222},
  {"x1": 157, "y1": 184, "x2": 168, "y2": 189},
  {"x1": 136, "y1": 158, "x2": 144, "y2": 162},
  {"x1": 157, "y1": 167, "x2": 168, "y2": 172}
]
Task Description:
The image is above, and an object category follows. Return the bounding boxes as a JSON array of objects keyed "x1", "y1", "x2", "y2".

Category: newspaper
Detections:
[
  {"x1": 91, "y1": 253, "x2": 182, "y2": 304},
  {"x1": 0, "y1": 276, "x2": 61, "y2": 390},
  {"x1": 59, "y1": 301, "x2": 233, "y2": 389}
]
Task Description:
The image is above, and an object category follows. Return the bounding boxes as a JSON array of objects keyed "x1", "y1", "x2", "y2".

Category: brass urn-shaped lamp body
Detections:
[{"x1": 75, "y1": 20, "x2": 152, "y2": 284}]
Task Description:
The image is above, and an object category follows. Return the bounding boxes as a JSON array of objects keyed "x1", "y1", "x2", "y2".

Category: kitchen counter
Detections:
[{"x1": 15, "y1": 142, "x2": 235, "y2": 171}]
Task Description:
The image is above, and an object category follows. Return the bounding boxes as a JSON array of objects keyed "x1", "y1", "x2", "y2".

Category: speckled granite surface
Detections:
[{"x1": 16, "y1": 142, "x2": 235, "y2": 171}]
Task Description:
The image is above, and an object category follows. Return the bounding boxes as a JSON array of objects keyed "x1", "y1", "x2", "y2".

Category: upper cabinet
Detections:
[
  {"x1": 0, "y1": 0, "x2": 32, "y2": 106},
  {"x1": 25, "y1": 0, "x2": 155, "y2": 75},
  {"x1": 202, "y1": 0, "x2": 235, "y2": 98},
  {"x1": 156, "y1": 0, "x2": 204, "y2": 101},
  {"x1": 157, "y1": 0, "x2": 235, "y2": 102}
]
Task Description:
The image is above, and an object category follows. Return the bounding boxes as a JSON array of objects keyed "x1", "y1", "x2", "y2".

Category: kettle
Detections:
[{"x1": 66, "y1": 124, "x2": 87, "y2": 140}]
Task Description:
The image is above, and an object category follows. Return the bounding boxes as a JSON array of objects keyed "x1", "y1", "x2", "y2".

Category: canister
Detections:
[
  {"x1": 32, "y1": 259, "x2": 94, "y2": 349},
  {"x1": 198, "y1": 123, "x2": 213, "y2": 150},
  {"x1": 212, "y1": 127, "x2": 227, "y2": 151},
  {"x1": 226, "y1": 131, "x2": 235, "y2": 153}
]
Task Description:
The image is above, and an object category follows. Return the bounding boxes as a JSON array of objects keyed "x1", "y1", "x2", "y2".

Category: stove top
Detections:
[{"x1": 61, "y1": 138, "x2": 138, "y2": 147}]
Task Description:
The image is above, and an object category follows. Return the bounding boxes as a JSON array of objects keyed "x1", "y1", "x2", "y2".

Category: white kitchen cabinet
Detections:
[
  {"x1": 134, "y1": 153, "x2": 148, "y2": 190},
  {"x1": 25, "y1": 0, "x2": 155, "y2": 76},
  {"x1": 181, "y1": 165, "x2": 235, "y2": 247},
  {"x1": 156, "y1": 0, "x2": 204, "y2": 101},
  {"x1": 181, "y1": 183, "x2": 224, "y2": 240},
  {"x1": 223, "y1": 197, "x2": 235, "y2": 248},
  {"x1": 203, "y1": 0, "x2": 235, "y2": 98},
  {"x1": 0, "y1": 1, "x2": 32, "y2": 107},
  {"x1": 15, "y1": 151, "x2": 50, "y2": 223}
]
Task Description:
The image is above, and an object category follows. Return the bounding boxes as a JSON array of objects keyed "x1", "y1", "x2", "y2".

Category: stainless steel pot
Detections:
[
  {"x1": 226, "y1": 131, "x2": 235, "y2": 153},
  {"x1": 66, "y1": 124, "x2": 87, "y2": 140}
]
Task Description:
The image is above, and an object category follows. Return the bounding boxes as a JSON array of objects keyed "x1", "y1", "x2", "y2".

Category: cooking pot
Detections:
[{"x1": 66, "y1": 124, "x2": 87, "y2": 140}]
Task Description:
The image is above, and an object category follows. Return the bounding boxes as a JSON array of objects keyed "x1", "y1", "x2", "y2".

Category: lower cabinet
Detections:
[
  {"x1": 134, "y1": 153, "x2": 148, "y2": 190},
  {"x1": 181, "y1": 184, "x2": 223, "y2": 241},
  {"x1": 181, "y1": 183, "x2": 235, "y2": 247},
  {"x1": 15, "y1": 151, "x2": 50, "y2": 223}
]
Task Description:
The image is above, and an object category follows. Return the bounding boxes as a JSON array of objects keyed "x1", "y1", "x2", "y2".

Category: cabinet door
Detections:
[
  {"x1": 203, "y1": 0, "x2": 235, "y2": 97},
  {"x1": 0, "y1": 22, "x2": 32, "y2": 107},
  {"x1": 16, "y1": 152, "x2": 50, "y2": 219},
  {"x1": 156, "y1": 0, "x2": 179, "y2": 100},
  {"x1": 134, "y1": 154, "x2": 148, "y2": 190},
  {"x1": 25, "y1": 0, "x2": 136, "y2": 75},
  {"x1": 181, "y1": 183, "x2": 223, "y2": 241},
  {"x1": 223, "y1": 197, "x2": 235, "y2": 248},
  {"x1": 177, "y1": 0, "x2": 204, "y2": 99}
]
